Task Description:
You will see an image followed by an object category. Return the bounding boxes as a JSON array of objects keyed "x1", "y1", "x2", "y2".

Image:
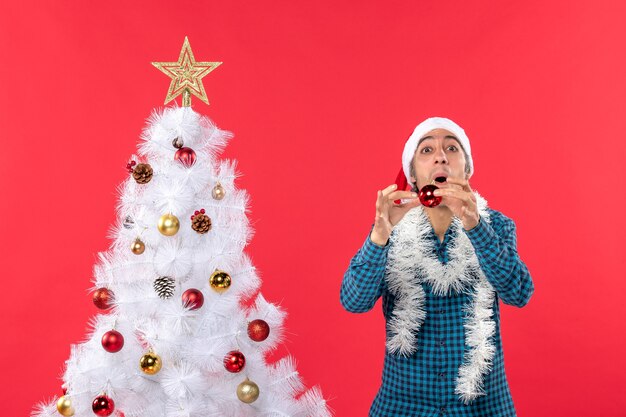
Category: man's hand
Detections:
[
  {"x1": 371, "y1": 184, "x2": 421, "y2": 246},
  {"x1": 433, "y1": 177, "x2": 480, "y2": 230}
]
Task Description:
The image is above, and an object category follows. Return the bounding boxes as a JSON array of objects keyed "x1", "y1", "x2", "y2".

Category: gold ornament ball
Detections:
[
  {"x1": 56, "y1": 395, "x2": 75, "y2": 416},
  {"x1": 212, "y1": 183, "x2": 226, "y2": 200},
  {"x1": 237, "y1": 379, "x2": 260, "y2": 404},
  {"x1": 131, "y1": 238, "x2": 145, "y2": 255},
  {"x1": 139, "y1": 352, "x2": 162, "y2": 375},
  {"x1": 158, "y1": 213, "x2": 180, "y2": 236},
  {"x1": 209, "y1": 270, "x2": 232, "y2": 293}
]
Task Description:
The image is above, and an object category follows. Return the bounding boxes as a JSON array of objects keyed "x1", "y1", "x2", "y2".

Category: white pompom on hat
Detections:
[{"x1": 396, "y1": 117, "x2": 473, "y2": 190}]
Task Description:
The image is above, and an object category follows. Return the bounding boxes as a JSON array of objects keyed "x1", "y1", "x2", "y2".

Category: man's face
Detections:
[{"x1": 410, "y1": 128, "x2": 468, "y2": 191}]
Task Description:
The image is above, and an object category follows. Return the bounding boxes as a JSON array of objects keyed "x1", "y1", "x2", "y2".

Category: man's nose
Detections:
[{"x1": 434, "y1": 148, "x2": 448, "y2": 164}]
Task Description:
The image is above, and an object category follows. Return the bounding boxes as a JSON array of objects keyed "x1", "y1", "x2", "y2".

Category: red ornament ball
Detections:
[
  {"x1": 92, "y1": 395, "x2": 115, "y2": 416},
  {"x1": 182, "y1": 288, "x2": 204, "y2": 310},
  {"x1": 101, "y1": 330, "x2": 124, "y2": 353},
  {"x1": 418, "y1": 184, "x2": 442, "y2": 208},
  {"x1": 224, "y1": 350, "x2": 246, "y2": 373},
  {"x1": 247, "y1": 319, "x2": 270, "y2": 342},
  {"x1": 125, "y1": 160, "x2": 137, "y2": 173},
  {"x1": 93, "y1": 288, "x2": 114, "y2": 310},
  {"x1": 174, "y1": 147, "x2": 197, "y2": 167}
]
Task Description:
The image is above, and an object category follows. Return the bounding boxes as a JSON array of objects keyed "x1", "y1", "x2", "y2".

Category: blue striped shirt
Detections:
[{"x1": 340, "y1": 208, "x2": 534, "y2": 416}]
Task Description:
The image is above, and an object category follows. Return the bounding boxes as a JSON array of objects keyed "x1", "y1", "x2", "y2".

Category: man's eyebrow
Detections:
[{"x1": 418, "y1": 135, "x2": 459, "y2": 144}]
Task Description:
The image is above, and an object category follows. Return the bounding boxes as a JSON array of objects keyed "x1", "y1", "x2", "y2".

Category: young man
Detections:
[{"x1": 340, "y1": 117, "x2": 534, "y2": 416}]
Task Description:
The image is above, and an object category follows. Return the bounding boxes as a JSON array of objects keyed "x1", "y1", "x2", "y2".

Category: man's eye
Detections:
[
  {"x1": 421, "y1": 147, "x2": 432, "y2": 153},
  {"x1": 447, "y1": 145, "x2": 458, "y2": 151}
]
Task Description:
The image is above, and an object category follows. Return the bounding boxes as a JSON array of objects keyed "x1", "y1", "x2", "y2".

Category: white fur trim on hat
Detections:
[{"x1": 402, "y1": 117, "x2": 473, "y2": 186}]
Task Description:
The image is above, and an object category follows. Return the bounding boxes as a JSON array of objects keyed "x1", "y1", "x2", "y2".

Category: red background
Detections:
[{"x1": 1, "y1": 1, "x2": 625, "y2": 416}]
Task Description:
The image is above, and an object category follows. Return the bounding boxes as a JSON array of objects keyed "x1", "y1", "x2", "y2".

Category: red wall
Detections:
[{"x1": 1, "y1": 1, "x2": 625, "y2": 416}]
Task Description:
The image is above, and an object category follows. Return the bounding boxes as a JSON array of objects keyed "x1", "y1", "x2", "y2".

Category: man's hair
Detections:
[{"x1": 409, "y1": 145, "x2": 471, "y2": 192}]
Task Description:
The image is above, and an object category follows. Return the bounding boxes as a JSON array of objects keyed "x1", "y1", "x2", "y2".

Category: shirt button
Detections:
[
  {"x1": 438, "y1": 309, "x2": 445, "y2": 314},
  {"x1": 440, "y1": 406, "x2": 446, "y2": 414},
  {"x1": 439, "y1": 339, "x2": 446, "y2": 347},
  {"x1": 439, "y1": 372, "x2": 446, "y2": 379}
]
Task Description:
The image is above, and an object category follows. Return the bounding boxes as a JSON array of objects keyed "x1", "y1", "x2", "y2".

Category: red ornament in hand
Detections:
[
  {"x1": 92, "y1": 395, "x2": 115, "y2": 416},
  {"x1": 418, "y1": 184, "x2": 442, "y2": 207},
  {"x1": 224, "y1": 350, "x2": 246, "y2": 373},
  {"x1": 93, "y1": 288, "x2": 114, "y2": 310},
  {"x1": 247, "y1": 319, "x2": 270, "y2": 342},
  {"x1": 174, "y1": 147, "x2": 197, "y2": 167},
  {"x1": 101, "y1": 330, "x2": 124, "y2": 353},
  {"x1": 182, "y1": 288, "x2": 204, "y2": 310}
]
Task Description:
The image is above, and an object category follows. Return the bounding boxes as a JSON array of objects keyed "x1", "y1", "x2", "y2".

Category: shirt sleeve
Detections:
[
  {"x1": 463, "y1": 212, "x2": 535, "y2": 307},
  {"x1": 340, "y1": 229, "x2": 390, "y2": 313}
]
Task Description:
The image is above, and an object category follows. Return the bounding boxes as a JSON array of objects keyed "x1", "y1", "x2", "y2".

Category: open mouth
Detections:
[{"x1": 434, "y1": 176, "x2": 447, "y2": 183}]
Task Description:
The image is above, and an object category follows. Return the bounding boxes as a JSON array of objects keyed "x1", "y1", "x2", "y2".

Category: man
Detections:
[{"x1": 340, "y1": 117, "x2": 534, "y2": 416}]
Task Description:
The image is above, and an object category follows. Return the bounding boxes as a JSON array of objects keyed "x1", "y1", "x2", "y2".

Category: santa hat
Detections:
[{"x1": 396, "y1": 117, "x2": 473, "y2": 190}]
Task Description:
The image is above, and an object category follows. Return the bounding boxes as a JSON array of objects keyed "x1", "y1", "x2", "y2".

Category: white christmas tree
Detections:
[{"x1": 33, "y1": 38, "x2": 331, "y2": 417}]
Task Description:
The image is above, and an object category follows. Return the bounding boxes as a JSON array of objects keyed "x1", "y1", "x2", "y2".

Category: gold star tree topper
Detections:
[{"x1": 152, "y1": 37, "x2": 222, "y2": 106}]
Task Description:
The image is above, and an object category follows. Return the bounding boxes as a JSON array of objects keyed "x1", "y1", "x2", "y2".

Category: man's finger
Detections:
[
  {"x1": 433, "y1": 188, "x2": 472, "y2": 203},
  {"x1": 399, "y1": 197, "x2": 423, "y2": 210},
  {"x1": 392, "y1": 194, "x2": 422, "y2": 208},
  {"x1": 446, "y1": 177, "x2": 473, "y2": 192},
  {"x1": 387, "y1": 190, "x2": 418, "y2": 201},
  {"x1": 381, "y1": 184, "x2": 398, "y2": 197},
  {"x1": 376, "y1": 190, "x2": 385, "y2": 213}
]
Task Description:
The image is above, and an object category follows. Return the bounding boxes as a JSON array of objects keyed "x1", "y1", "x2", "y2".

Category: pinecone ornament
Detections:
[
  {"x1": 132, "y1": 163, "x2": 153, "y2": 184},
  {"x1": 191, "y1": 209, "x2": 212, "y2": 234},
  {"x1": 154, "y1": 276, "x2": 175, "y2": 299}
]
